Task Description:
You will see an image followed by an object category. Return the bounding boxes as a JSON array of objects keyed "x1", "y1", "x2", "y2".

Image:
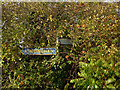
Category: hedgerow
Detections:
[{"x1": 2, "y1": 2, "x2": 120, "y2": 89}]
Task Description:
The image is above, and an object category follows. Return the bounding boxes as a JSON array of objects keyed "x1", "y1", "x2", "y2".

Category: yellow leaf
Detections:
[
  {"x1": 17, "y1": 75, "x2": 20, "y2": 80},
  {"x1": 76, "y1": 24, "x2": 80, "y2": 27},
  {"x1": 50, "y1": 15, "x2": 52, "y2": 22},
  {"x1": 116, "y1": 6, "x2": 119, "y2": 8},
  {"x1": 37, "y1": 11, "x2": 39, "y2": 13}
]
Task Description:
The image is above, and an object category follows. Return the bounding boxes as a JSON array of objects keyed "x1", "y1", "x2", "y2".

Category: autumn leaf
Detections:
[
  {"x1": 82, "y1": 24, "x2": 86, "y2": 28},
  {"x1": 76, "y1": 24, "x2": 81, "y2": 28},
  {"x1": 82, "y1": 51, "x2": 85, "y2": 54},
  {"x1": 65, "y1": 55, "x2": 69, "y2": 60}
]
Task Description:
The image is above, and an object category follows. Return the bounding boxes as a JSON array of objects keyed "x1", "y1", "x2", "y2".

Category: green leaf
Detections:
[
  {"x1": 67, "y1": 61, "x2": 72, "y2": 64},
  {"x1": 107, "y1": 84, "x2": 115, "y2": 88},
  {"x1": 64, "y1": 83, "x2": 69, "y2": 90},
  {"x1": 115, "y1": 71, "x2": 119, "y2": 77},
  {"x1": 106, "y1": 78, "x2": 116, "y2": 85},
  {"x1": 70, "y1": 80, "x2": 74, "y2": 83},
  {"x1": 79, "y1": 57, "x2": 83, "y2": 60}
]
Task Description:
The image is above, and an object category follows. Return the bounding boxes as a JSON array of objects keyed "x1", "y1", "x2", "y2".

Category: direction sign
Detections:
[
  {"x1": 21, "y1": 48, "x2": 56, "y2": 55},
  {"x1": 59, "y1": 38, "x2": 74, "y2": 45}
]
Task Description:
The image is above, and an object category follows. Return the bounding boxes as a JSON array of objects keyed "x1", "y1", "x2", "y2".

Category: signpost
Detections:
[{"x1": 21, "y1": 37, "x2": 74, "y2": 55}]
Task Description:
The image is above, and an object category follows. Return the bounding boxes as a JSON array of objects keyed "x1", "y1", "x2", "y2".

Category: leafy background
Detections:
[{"x1": 2, "y1": 2, "x2": 120, "y2": 89}]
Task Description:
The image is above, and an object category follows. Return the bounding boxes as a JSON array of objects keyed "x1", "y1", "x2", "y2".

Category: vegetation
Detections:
[{"x1": 2, "y1": 2, "x2": 120, "y2": 89}]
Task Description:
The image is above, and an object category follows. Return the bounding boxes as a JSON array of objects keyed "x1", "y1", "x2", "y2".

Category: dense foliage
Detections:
[{"x1": 2, "y1": 2, "x2": 120, "y2": 89}]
